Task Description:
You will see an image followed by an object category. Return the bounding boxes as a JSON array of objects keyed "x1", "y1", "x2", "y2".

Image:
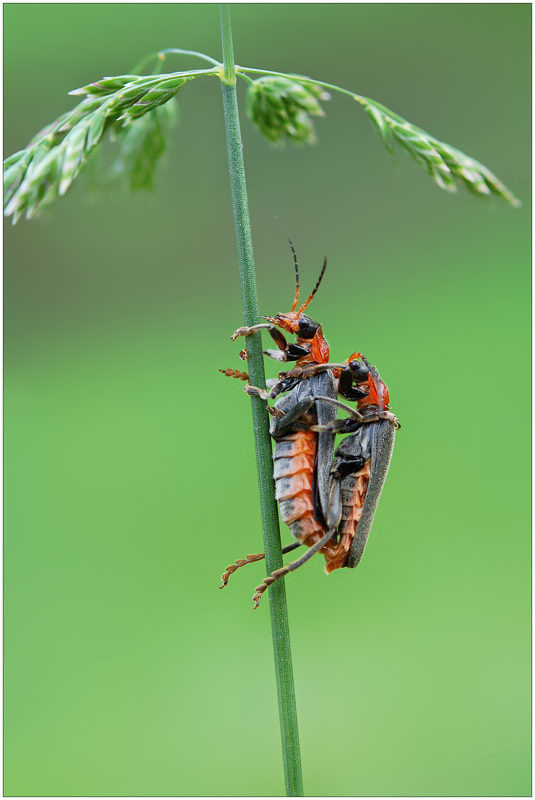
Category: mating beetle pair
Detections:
[{"x1": 220, "y1": 244, "x2": 400, "y2": 608}]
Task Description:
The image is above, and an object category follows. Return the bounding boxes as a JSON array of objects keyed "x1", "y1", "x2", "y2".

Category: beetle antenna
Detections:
[
  {"x1": 298, "y1": 256, "x2": 327, "y2": 315},
  {"x1": 288, "y1": 237, "x2": 300, "y2": 312}
]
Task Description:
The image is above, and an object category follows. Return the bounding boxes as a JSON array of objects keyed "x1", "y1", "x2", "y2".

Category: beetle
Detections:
[
  {"x1": 312, "y1": 353, "x2": 400, "y2": 572},
  {"x1": 229, "y1": 242, "x2": 330, "y2": 373},
  {"x1": 220, "y1": 245, "x2": 342, "y2": 604},
  {"x1": 247, "y1": 353, "x2": 399, "y2": 605},
  {"x1": 220, "y1": 247, "x2": 399, "y2": 607}
]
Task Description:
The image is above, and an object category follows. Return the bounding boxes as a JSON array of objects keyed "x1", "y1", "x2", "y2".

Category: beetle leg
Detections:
[
  {"x1": 308, "y1": 395, "x2": 365, "y2": 429},
  {"x1": 243, "y1": 377, "x2": 308, "y2": 403},
  {"x1": 252, "y1": 528, "x2": 335, "y2": 609},
  {"x1": 244, "y1": 380, "x2": 290, "y2": 402},
  {"x1": 263, "y1": 374, "x2": 304, "y2": 401},
  {"x1": 220, "y1": 554, "x2": 265, "y2": 588},
  {"x1": 264, "y1": 348, "x2": 290, "y2": 362},
  {"x1": 282, "y1": 362, "x2": 348, "y2": 381},
  {"x1": 231, "y1": 323, "x2": 288, "y2": 352},
  {"x1": 339, "y1": 365, "x2": 368, "y2": 401},
  {"x1": 219, "y1": 368, "x2": 249, "y2": 381},
  {"x1": 270, "y1": 397, "x2": 316, "y2": 438},
  {"x1": 244, "y1": 383, "x2": 272, "y2": 400},
  {"x1": 315, "y1": 411, "x2": 400, "y2": 434},
  {"x1": 331, "y1": 453, "x2": 367, "y2": 481},
  {"x1": 220, "y1": 542, "x2": 302, "y2": 589},
  {"x1": 312, "y1": 418, "x2": 356, "y2": 434},
  {"x1": 262, "y1": 348, "x2": 302, "y2": 364},
  {"x1": 231, "y1": 323, "x2": 272, "y2": 340},
  {"x1": 267, "y1": 405, "x2": 285, "y2": 420},
  {"x1": 379, "y1": 410, "x2": 401, "y2": 430}
]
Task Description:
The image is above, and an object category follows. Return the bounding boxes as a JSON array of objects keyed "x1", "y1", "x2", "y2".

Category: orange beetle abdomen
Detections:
[
  {"x1": 273, "y1": 430, "x2": 328, "y2": 548},
  {"x1": 322, "y1": 460, "x2": 371, "y2": 573}
]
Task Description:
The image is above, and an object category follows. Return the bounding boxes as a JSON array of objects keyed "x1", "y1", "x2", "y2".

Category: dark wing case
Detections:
[
  {"x1": 344, "y1": 418, "x2": 396, "y2": 568},
  {"x1": 309, "y1": 370, "x2": 338, "y2": 526}
]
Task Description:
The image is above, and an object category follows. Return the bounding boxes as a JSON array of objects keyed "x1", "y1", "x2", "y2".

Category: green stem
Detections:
[
  {"x1": 218, "y1": 5, "x2": 304, "y2": 797},
  {"x1": 159, "y1": 47, "x2": 221, "y2": 66},
  {"x1": 236, "y1": 72, "x2": 255, "y2": 87},
  {"x1": 131, "y1": 48, "x2": 221, "y2": 74},
  {"x1": 237, "y1": 65, "x2": 362, "y2": 101}
]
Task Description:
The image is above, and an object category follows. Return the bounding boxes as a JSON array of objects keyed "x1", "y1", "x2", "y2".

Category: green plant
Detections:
[
  {"x1": 4, "y1": 42, "x2": 520, "y2": 223},
  {"x1": 3, "y1": 5, "x2": 520, "y2": 796}
]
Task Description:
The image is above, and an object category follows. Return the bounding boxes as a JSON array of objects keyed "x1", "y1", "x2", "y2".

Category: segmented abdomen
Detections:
[
  {"x1": 273, "y1": 430, "x2": 327, "y2": 548},
  {"x1": 322, "y1": 460, "x2": 371, "y2": 573}
]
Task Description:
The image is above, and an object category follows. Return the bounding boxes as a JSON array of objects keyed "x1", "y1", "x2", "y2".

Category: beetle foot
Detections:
[
  {"x1": 231, "y1": 326, "x2": 252, "y2": 341},
  {"x1": 220, "y1": 552, "x2": 266, "y2": 589},
  {"x1": 231, "y1": 323, "x2": 271, "y2": 341},
  {"x1": 267, "y1": 405, "x2": 285, "y2": 419},
  {"x1": 381, "y1": 411, "x2": 401, "y2": 430},
  {"x1": 244, "y1": 384, "x2": 270, "y2": 400},
  {"x1": 252, "y1": 575, "x2": 276, "y2": 609},
  {"x1": 252, "y1": 564, "x2": 291, "y2": 608},
  {"x1": 219, "y1": 368, "x2": 249, "y2": 381}
]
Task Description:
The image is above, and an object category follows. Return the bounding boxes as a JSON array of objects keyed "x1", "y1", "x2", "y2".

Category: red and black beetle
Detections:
[
  {"x1": 221, "y1": 247, "x2": 340, "y2": 605},
  {"x1": 312, "y1": 354, "x2": 400, "y2": 572},
  {"x1": 220, "y1": 246, "x2": 399, "y2": 607}
]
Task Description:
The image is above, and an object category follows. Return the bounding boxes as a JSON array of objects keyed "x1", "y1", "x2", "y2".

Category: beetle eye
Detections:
[
  {"x1": 297, "y1": 314, "x2": 319, "y2": 339},
  {"x1": 349, "y1": 360, "x2": 370, "y2": 383}
]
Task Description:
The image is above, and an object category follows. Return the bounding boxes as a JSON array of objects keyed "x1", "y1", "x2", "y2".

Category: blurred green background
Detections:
[{"x1": 4, "y1": 4, "x2": 530, "y2": 797}]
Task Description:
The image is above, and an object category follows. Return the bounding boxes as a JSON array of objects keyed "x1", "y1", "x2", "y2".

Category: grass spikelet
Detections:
[
  {"x1": 245, "y1": 75, "x2": 330, "y2": 145},
  {"x1": 4, "y1": 73, "x2": 193, "y2": 222},
  {"x1": 357, "y1": 96, "x2": 521, "y2": 206}
]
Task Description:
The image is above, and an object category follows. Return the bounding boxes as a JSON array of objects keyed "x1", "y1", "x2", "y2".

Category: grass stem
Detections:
[{"x1": 219, "y1": 5, "x2": 304, "y2": 796}]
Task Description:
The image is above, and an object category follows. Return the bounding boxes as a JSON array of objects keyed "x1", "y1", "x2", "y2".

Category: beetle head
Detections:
[
  {"x1": 347, "y1": 353, "x2": 391, "y2": 410},
  {"x1": 347, "y1": 356, "x2": 370, "y2": 384},
  {"x1": 261, "y1": 311, "x2": 320, "y2": 338}
]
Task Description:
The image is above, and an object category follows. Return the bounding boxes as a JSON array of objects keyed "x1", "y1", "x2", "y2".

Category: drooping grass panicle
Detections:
[
  {"x1": 236, "y1": 66, "x2": 520, "y2": 207},
  {"x1": 245, "y1": 75, "x2": 330, "y2": 145},
  {"x1": 4, "y1": 72, "x2": 194, "y2": 222},
  {"x1": 356, "y1": 95, "x2": 521, "y2": 207},
  {"x1": 4, "y1": 56, "x2": 521, "y2": 224},
  {"x1": 109, "y1": 100, "x2": 179, "y2": 192}
]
